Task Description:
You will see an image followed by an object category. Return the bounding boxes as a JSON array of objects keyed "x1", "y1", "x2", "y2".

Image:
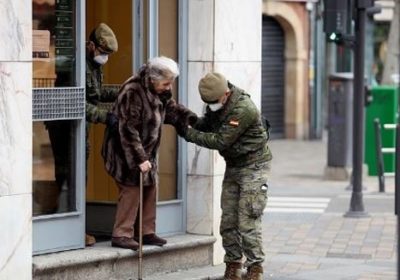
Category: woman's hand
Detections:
[{"x1": 139, "y1": 160, "x2": 152, "y2": 173}]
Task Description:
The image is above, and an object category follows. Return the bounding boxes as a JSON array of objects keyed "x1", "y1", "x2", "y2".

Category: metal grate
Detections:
[
  {"x1": 33, "y1": 87, "x2": 85, "y2": 121},
  {"x1": 262, "y1": 15, "x2": 285, "y2": 139}
]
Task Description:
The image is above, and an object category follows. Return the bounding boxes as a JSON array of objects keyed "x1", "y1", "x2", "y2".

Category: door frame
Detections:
[
  {"x1": 33, "y1": 0, "x2": 86, "y2": 255},
  {"x1": 87, "y1": 0, "x2": 188, "y2": 237}
]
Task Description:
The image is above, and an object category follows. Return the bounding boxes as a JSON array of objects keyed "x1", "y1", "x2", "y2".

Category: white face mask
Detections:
[
  {"x1": 94, "y1": 54, "x2": 109, "y2": 65},
  {"x1": 208, "y1": 103, "x2": 223, "y2": 112}
]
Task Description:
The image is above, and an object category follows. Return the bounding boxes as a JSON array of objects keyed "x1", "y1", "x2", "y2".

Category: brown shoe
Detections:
[
  {"x1": 135, "y1": 233, "x2": 167, "y2": 246},
  {"x1": 85, "y1": 234, "x2": 96, "y2": 247},
  {"x1": 224, "y1": 262, "x2": 242, "y2": 280},
  {"x1": 245, "y1": 264, "x2": 263, "y2": 280},
  {"x1": 111, "y1": 237, "x2": 139, "y2": 250}
]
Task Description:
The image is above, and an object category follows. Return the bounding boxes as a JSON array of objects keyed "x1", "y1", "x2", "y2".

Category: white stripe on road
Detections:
[
  {"x1": 265, "y1": 196, "x2": 330, "y2": 213},
  {"x1": 267, "y1": 208, "x2": 325, "y2": 213},
  {"x1": 269, "y1": 197, "x2": 330, "y2": 203},
  {"x1": 267, "y1": 202, "x2": 328, "y2": 208}
]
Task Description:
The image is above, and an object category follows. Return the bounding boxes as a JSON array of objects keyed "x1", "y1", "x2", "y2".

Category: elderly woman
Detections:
[{"x1": 102, "y1": 56, "x2": 195, "y2": 250}]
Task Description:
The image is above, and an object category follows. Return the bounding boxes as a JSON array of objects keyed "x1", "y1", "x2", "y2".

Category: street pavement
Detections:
[
  {"x1": 148, "y1": 138, "x2": 398, "y2": 280},
  {"x1": 262, "y1": 138, "x2": 396, "y2": 280}
]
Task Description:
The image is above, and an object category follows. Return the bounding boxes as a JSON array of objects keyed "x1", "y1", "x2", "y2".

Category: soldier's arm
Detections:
[
  {"x1": 85, "y1": 67, "x2": 107, "y2": 123},
  {"x1": 185, "y1": 106, "x2": 257, "y2": 151},
  {"x1": 86, "y1": 102, "x2": 108, "y2": 124},
  {"x1": 100, "y1": 86, "x2": 119, "y2": 102},
  {"x1": 192, "y1": 111, "x2": 213, "y2": 132},
  {"x1": 86, "y1": 69, "x2": 101, "y2": 103}
]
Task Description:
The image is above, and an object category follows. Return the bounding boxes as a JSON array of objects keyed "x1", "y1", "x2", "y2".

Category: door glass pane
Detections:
[
  {"x1": 32, "y1": 0, "x2": 78, "y2": 216},
  {"x1": 33, "y1": 121, "x2": 77, "y2": 216},
  {"x1": 158, "y1": 0, "x2": 179, "y2": 201},
  {"x1": 33, "y1": 0, "x2": 76, "y2": 87}
]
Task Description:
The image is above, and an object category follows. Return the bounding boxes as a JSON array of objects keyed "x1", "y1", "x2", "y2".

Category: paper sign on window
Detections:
[{"x1": 33, "y1": 30, "x2": 51, "y2": 61}]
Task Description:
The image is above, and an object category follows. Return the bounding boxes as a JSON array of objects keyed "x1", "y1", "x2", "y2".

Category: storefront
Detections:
[
  {"x1": 2, "y1": 0, "x2": 265, "y2": 277},
  {"x1": 32, "y1": 0, "x2": 187, "y2": 255}
]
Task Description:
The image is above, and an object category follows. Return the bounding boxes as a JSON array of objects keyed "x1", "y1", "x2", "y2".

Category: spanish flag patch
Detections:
[{"x1": 229, "y1": 119, "x2": 239, "y2": 127}]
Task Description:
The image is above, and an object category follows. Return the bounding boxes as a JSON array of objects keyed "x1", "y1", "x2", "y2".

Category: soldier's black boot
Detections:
[
  {"x1": 245, "y1": 263, "x2": 263, "y2": 280},
  {"x1": 224, "y1": 262, "x2": 242, "y2": 280}
]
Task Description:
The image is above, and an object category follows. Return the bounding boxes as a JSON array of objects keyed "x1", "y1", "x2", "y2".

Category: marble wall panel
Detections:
[
  {"x1": 187, "y1": 175, "x2": 213, "y2": 234},
  {"x1": 215, "y1": 62, "x2": 262, "y2": 110},
  {"x1": 188, "y1": 0, "x2": 214, "y2": 61},
  {"x1": 0, "y1": 0, "x2": 32, "y2": 61},
  {"x1": 211, "y1": 175, "x2": 223, "y2": 265},
  {"x1": 187, "y1": 62, "x2": 213, "y2": 116},
  {"x1": 0, "y1": 194, "x2": 32, "y2": 279},
  {"x1": 214, "y1": 0, "x2": 262, "y2": 62},
  {"x1": 0, "y1": 62, "x2": 32, "y2": 196}
]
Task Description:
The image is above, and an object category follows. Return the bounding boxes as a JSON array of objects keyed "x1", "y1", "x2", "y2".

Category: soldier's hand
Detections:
[
  {"x1": 188, "y1": 114, "x2": 198, "y2": 126},
  {"x1": 175, "y1": 123, "x2": 189, "y2": 137},
  {"x1": 139, "y1": 160, "x2": 152, "y2": 173}
]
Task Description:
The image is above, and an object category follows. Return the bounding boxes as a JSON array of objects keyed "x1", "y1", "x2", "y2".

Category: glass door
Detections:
[
  {"x1": 86, "y1": 0, "x2": 187, "y2": 237},
  {"x1": 154, "y1": 0, "x2": 186, "y2": 235},
  {"x1": 32, "y1": 0, "x2": 86, "y2": 255}
]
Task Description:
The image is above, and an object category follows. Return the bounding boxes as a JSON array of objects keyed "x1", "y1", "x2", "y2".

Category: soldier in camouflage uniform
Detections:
[
  {"x1": 86, "y1": 23, "x2": 119, "y2": 159},
  {"x1": 84, "y1": 23, "x2": 119, "y2": 246},
  {"x1": 182, "y1": 73, "x2": 272, "y2": 280}
]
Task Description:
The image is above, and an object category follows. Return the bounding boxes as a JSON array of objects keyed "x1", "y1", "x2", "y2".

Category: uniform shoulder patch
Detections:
[{"x1": 229, "y1": 119, "x2": 239, "y2": 127}]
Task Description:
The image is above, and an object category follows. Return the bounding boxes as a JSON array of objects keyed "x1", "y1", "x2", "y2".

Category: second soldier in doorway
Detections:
[
  {"x1": 180, "y1": 73, "x2": 272, "y2": 280},
  {"x1": 84, "y1": 23, "x2": 119, "y2": 246}
]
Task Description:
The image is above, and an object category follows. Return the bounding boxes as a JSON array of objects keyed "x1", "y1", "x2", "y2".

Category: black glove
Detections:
[
  {"x1": 176, "y1": 123, "x2": 188, "y2": 137},
  {"x1": 187, "y1": 114, "x2": 198, "y2": 126},
  {"x1": 106, "y1": 112, "x2": 119, "y2": 131}
]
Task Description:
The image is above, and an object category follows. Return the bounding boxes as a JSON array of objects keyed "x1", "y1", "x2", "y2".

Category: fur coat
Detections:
[{"x1": 102, "y1": 66, "x2": 195, "y2": 186}]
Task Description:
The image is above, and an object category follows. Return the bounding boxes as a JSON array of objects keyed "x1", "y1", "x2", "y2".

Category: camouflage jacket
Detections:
[
  {"x1": 86, "y1": 57, "x2": 119, "y2": 124},
  {"x1": 185, "y1": 83, "x2": 272, "y2": 167}
]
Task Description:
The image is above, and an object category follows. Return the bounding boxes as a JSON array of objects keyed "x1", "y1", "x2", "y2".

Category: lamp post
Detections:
[{"x1": 344, "y1": 0, "x2": 373, "y2": 217}]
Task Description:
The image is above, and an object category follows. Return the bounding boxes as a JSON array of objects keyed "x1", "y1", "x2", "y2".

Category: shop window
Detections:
[{"x1": 32, "y1": 0, "x2": 79, "y2": 216}]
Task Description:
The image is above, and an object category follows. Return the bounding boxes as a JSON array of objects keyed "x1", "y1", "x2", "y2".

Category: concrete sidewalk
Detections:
[{"x1": 147, "y1": 138, "x2": 397, "y2": 280}]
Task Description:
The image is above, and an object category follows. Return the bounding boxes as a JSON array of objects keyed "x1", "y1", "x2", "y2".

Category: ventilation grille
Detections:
[{"x1": 33, "y1": 87, "x2": 85, "y2": 121}]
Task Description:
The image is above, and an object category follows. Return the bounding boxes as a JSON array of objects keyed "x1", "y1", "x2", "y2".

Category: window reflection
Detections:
[
  {"x1": 33, "y1": 121, "x2": 77, "y2": 216},
  {"x1": 33, "y1": 0, "x2": 76, "y2": 88},
  {"x1": 32, "y1": 0, "x2": 77, "y2": 216}
]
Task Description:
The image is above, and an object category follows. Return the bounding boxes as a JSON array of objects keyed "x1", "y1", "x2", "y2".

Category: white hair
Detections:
[{"x1": 147, "y1": 56, "x2": 180, "y2": 81}]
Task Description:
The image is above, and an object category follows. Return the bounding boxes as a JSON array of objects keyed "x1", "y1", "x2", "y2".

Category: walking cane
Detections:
[{"x1": 138, "y1": 172, "x2": 143, "y2": 280}]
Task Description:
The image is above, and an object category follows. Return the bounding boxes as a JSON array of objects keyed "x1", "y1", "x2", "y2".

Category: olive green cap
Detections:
[
  {"x1": 92, "y1": 23, "x2": 118, "y2": 53},
  {"x1": 198, "y1": 72, "x2": 228, "y2": 103}
]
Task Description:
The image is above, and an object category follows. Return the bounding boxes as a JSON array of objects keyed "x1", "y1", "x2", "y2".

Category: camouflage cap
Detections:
[
  {"x1": 91, "y1": 23, "x2": 118, "y2": 53},
  {"x1": 198, "y1": 72, "x2": 228, "y2": 103}
]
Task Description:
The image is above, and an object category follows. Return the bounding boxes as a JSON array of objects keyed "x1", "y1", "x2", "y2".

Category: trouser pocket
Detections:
[{"x1": 241, "y1": 184, "x2": 268, "y2": 218}]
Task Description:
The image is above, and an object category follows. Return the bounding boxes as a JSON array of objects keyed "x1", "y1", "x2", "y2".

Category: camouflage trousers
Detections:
[{"x1": 220, "y1": 160, "x2": 271, "y2": 267}]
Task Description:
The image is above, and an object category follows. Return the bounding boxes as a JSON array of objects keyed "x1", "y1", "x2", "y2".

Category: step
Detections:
[
  {"x1": 33, "y1": 234, "x2": 216, "y2": 280},
  {"x1": 145, "y1": 263, "x2": 225, "y2": 280}
]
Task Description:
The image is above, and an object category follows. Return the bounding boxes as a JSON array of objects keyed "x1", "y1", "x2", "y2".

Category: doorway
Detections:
[
  {"x1": 86, "y1": 0, "x2": 184, "y2": 237},
  {"x1": 262, "y1": 15, "x2": 285, "y2": 139}
]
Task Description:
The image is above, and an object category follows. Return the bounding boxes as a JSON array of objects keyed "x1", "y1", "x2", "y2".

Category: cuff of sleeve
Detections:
[
  {"x1": 99, "y1": 110, "x2": 108, "y2": 124},
  {"x1": 185, "y1": 127, "x2": 196, "y2": 142}
]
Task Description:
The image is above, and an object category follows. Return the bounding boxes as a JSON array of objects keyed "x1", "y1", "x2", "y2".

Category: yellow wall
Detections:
[
  {"x1": 86, "y1": 0, "x2": 179, "y2": 202},
  {"x1": 158, "y1": 0, "x2": 179, "y2": 201},
  {"x1": 86, "y1": 0, "x2": 132, "y2": 202}
]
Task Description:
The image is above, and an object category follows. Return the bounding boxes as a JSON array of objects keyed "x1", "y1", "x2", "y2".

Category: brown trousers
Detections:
[{"x1": 112, "y1": 182, "x2": 156, "y2": 238}]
